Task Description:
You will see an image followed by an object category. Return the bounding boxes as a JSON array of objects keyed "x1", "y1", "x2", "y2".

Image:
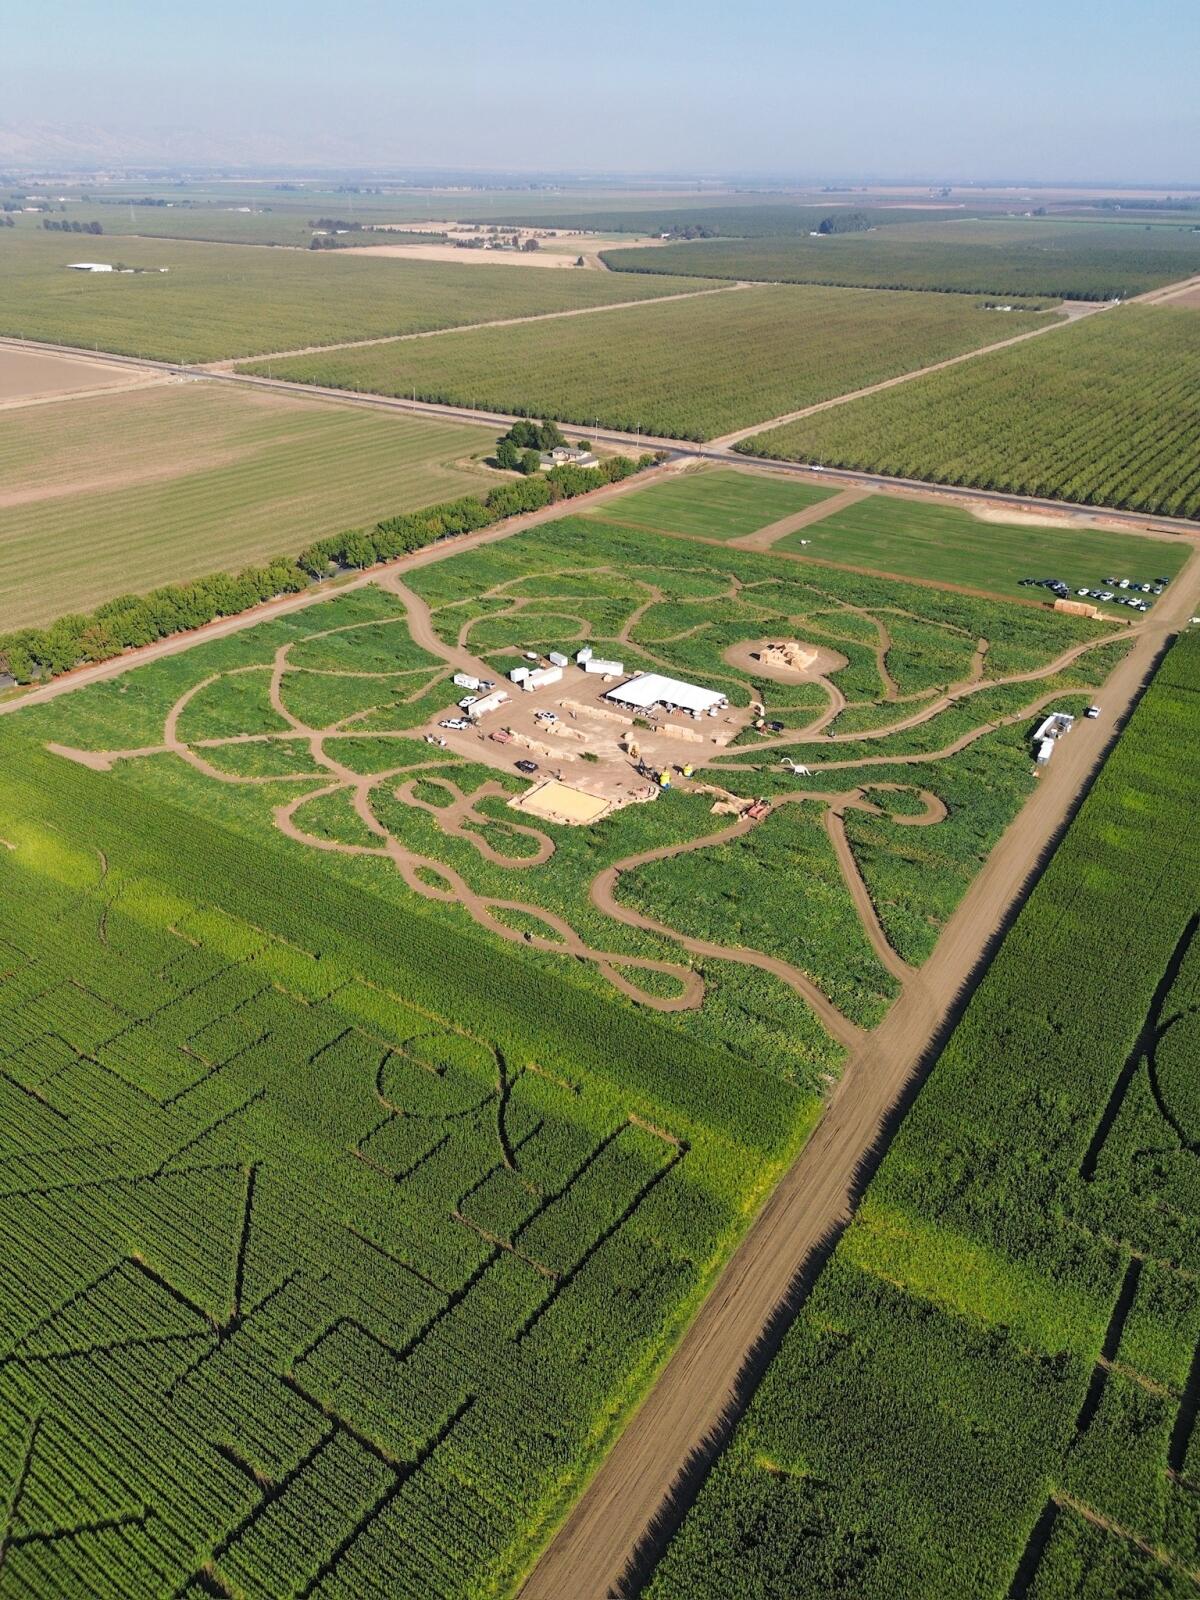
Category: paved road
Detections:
[
  {"x1": 1, "y1": 333, "x2": 1196, "y2": 540},
  {"x1": 518, "y1": 546, "x2": 1200, "y2": 1600},
  {"x1": 0, "y1": 460, "x2": 680, "y2": 718}
]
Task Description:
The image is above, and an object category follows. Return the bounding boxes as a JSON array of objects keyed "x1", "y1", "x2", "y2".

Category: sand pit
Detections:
[
  {"x1": 970, "y1": 507, "x2": 1078, "y2": 529},
  {"x1": 0, "y1": 347, "x2": 161, "y2": 407},
  {"x1": 724, "y1": 639, "x2": 848, "y2": 683},
  {"x1": 509, "y1": 779, "x2": 611, "y2": 826}
]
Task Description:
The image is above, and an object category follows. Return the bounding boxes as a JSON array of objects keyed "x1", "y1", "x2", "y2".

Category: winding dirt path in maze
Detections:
[
  {"x1": 591, "y1": 782, "x2": 945, "y2": 1050},
  {"x1": 519, "y1": 541, "x2": 1200, "y2": 1600}
]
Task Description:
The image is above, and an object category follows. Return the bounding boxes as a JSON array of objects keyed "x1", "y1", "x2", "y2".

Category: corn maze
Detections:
[
  {"x1": 647, "y1": 631, "x2": 1200, "y2": 1600},
  {"x1": 0, "y1": 731, "x2": 799, "y2": 1598},
  {"x1": 0, "y1": 504, "x2": 1156, "y2": 1596}
]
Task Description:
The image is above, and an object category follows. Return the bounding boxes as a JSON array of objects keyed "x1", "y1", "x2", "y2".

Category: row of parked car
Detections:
[{"x1": 1018, "y1": 572, "x2": 1171, "y2": 612}]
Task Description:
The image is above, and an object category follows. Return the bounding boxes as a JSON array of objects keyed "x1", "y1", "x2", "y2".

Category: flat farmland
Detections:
[
  {"x1": 604, "y1": 218, "x2": 1200, "y2": 300},
  {"x1": 0, "y1": 343, "x2": 160, "y2": 403},
  {"x1": 36, "y1": 207, "x2": 445, "y2": 248},
  {"x1": 0, "y1": 381, "x2": 497, "y2": 629},
  {"x1": 0, "y1": 230, "x2": 714, "y2": 363},
  {"x1": 647, "y1": 630, "x2": 1200, "y2": 1600},
  {"x1": 0, "y1": 469, "x2": 1146, "y2": 1596},
  {"x1": 776, "y1": 492, "x2": 1191, "y2": 608},
  {"x1": 745, "y1": 306, "x2": 1200, "y2": 520},
  {"x1": 583, "y1": 467, "x2": 837, "y2": 539},
  {"x1": 241, "y1": 285, "x2": 1049, "y2": 441}
]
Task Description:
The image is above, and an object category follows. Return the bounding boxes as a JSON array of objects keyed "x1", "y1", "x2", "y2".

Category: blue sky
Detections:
[{"x1": 5, "y1": 0, "x2": 1197, "y2": 181}]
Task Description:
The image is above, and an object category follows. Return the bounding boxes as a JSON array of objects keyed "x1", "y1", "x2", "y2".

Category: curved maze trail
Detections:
[{"x1": 47, "y1": 559, "x2": 1143, "y2": 1047}]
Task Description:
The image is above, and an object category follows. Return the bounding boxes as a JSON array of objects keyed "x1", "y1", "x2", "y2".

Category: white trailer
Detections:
[
  {"x1": 576, "y1": 647, "x2": 593, "y2": 664},
  {"x1": 466, "y1": 690, "x2": 509, "y2": 721},
  {"x1": 523, "y1": 666, "x2": 563, "y2": 692},
  {"x1": 585, "y1": 657, "x2": 624, "y2": 676},
  {"x1": 453, "y1": 672, "x2": 484, "y2": 691},
  {"x1": 509, "y1": 666, "x2": 530, "y2": 684},
  {"x1": 548, "y1": 651, "x2": 569, "y2": 668}
]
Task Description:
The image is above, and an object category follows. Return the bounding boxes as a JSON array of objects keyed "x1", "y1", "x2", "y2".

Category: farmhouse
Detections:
[
  {"x1": 604, "y1": 672, "x2": 728, "y2": 717},
  {"x1": 539, "y1": 445, "x2": 600, "y2": 471}
]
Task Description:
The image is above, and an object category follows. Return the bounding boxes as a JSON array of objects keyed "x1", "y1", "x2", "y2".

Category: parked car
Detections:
[
  {"x1": 439, "y1": 717, "x2": 470, "y2": 731},
  {"x1": 1085, "y1": 706, "x2": 1101, "y2": 719},
  {"x1": 515, "y1": 759, "x2": 539, "y2": 774},
  {"x1": 457, "y1": 695, "x2": 478, "y2": 709}
]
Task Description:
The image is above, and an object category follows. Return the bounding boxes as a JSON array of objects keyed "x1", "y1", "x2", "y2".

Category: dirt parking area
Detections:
[
  {"x1": 422, "y1": 661, "x2": 753, "y2": 815},
  {"x1": 0, "y1": 346, "x2": 164, "y2": 408}
]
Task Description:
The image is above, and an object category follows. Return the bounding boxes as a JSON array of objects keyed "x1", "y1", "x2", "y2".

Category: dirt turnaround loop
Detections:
[{"x1": 723, "y1": 637, "x2": 850, "y2": 682}]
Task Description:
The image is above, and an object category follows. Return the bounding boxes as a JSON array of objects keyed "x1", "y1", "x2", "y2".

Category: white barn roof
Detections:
[{"x1": 604, "y1": 673, "x2": 727, "y2": 715}]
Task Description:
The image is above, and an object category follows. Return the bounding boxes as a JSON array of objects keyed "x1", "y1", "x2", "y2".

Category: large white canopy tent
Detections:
[{"x1": 603, "y1": 673, "x2": 727, "y2": 715}]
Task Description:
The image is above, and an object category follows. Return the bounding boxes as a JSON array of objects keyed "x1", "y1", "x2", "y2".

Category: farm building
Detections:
[
  {"x1": 66, "y1": 262, "x2": 114, "y2": 272},
  {"x1": 539, "y1": 445, "x2": 600, "y2": 470},
  {"x1": 604, "y1": 673, "x2": 728, "y2": 716}
]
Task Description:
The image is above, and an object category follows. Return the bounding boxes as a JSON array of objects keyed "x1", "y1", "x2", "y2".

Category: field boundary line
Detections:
[
  {"x1": 204, "y1": 282, "x2": 747, "y2": 369},
  {"x1": 706, "y1": 300, "x2": 1106, "y2": 449},
  {"x1": 0, "y1": 461, "x2": 680, "y2": 718},
  {"x1": 2, "y1": 336, "x2": 1198, "y2": 541}
]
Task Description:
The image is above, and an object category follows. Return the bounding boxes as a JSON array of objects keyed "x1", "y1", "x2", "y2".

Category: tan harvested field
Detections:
[
  {"x1": 340, "y1": 242, "x2": 593, "y2": 268},
  {"x1": 1146, "y1": 278, "x2": 1200, "y2": 307},
  {"x1": 0, "y1": 345, "x2": 161, "y2": 405},
  {"x1": 339, "y1": 232, "x2": 669, "y2": 268},
  {"x1": 0, "y1": 381, "x2": 497, "y2": 631}
]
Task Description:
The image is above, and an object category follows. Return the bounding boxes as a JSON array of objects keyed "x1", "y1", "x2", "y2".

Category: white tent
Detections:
[{"x1": 604, "y1": 673, "x2": 727, "y2": 716}]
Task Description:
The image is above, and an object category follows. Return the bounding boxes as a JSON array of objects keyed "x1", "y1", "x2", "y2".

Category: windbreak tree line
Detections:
[{"x1": 0, "y1": 453, "x2": 652, "y2": 684}]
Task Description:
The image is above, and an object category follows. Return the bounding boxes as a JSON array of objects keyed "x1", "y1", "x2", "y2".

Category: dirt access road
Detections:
[
  {"x1": 706, "y1": 298, "x2": 1103, "y2": 450},
  {"x1": 519, "y1": 545, "x2": 1200, "y2": 1600},
  {"x1": 0, "y1": 459, "x2": 682, "y2": 719},
  {"x1": 2, "y1": 331, "x2": 1197, "y2": 541}
]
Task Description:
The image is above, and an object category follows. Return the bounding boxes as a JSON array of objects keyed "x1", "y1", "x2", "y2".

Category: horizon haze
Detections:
[{"x1": 4, "y1": 0, "x2": 1197, "y2": 184}]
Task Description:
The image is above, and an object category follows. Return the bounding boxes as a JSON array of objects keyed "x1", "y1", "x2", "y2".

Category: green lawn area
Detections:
[
  {"x1": 0, "y1": 381, "x2": 498, "y2": 630},
  {"x1": 777, "y1": 492, "x2": 1190, "y2": 612},
  {"x1": 584, "y1": 467, "x2": 837, "y2": 540},
  {"x1": 0, "y1": 228, "x2": 712, "y2": 363}
]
